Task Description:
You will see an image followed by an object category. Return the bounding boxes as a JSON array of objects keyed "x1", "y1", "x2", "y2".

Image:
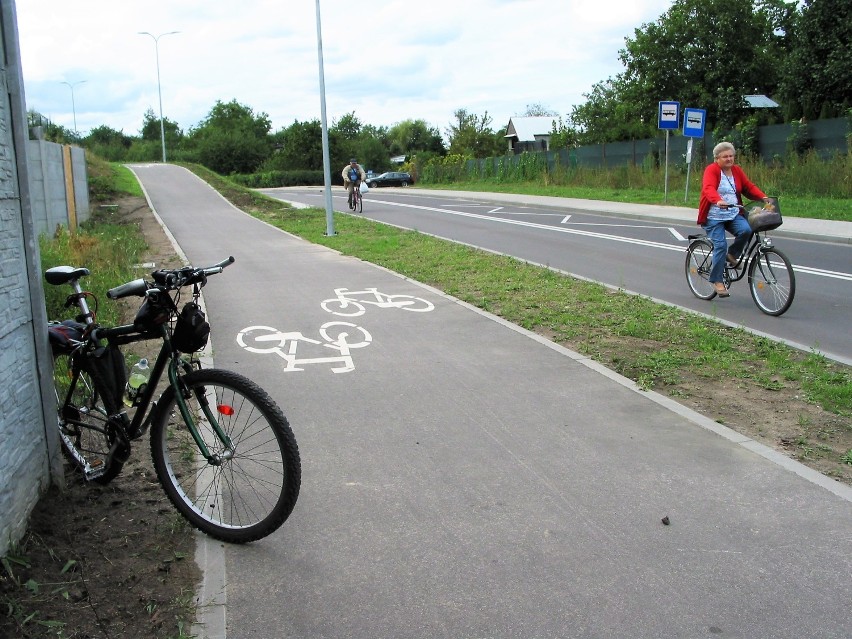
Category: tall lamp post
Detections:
[
  {"x1": 60, "y1": 80, "x2": 86, "y2": 135},
  {"x1": 314, "y1": 0, "x2": 335, "y2": 236},
  {"x1": 138, "y1": 30, "x2": 179, "y2": 162}
]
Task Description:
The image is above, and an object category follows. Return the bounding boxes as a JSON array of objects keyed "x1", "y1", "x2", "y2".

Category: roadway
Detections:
[{"x1": 261, "y1": 186, "x2": 852, "y2": 364}]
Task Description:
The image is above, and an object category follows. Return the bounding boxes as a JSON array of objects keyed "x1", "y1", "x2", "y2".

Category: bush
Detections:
[{"x1": 230, "y1": 170, "x2": 326, "y2": 188}]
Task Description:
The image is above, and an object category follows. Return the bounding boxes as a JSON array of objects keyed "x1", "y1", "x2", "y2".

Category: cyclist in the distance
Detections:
[{"x1": 342, "y1": 158, "x2": 366, "y2": 206}]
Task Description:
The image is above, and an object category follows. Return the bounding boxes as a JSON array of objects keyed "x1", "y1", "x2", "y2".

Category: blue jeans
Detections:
[{"x1": 702, "y1": 215, "x2": 752, "y2": 283}]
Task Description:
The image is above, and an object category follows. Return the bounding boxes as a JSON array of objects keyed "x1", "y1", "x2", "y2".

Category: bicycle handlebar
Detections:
[{"x1": 107, "y1": 256, "x2": 235, "y2": 300}]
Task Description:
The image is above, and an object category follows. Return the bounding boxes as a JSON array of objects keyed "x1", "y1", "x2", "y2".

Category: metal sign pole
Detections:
[
  {"x1": 664, "y1": 130, "x2": 669, "y2": 204},
  {"x1": 684, "y1": 138, "x2": 693, "y2": 202}
]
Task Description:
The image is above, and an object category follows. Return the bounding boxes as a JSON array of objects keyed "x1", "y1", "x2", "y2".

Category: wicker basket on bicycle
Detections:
[{"x1": 747, "y1": 197, "x2": 782, "y2": 232}]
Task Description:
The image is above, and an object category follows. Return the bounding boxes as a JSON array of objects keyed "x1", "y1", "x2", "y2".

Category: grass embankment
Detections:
[
  {"x1": 40, "y1": 163, "x2": 147, "y2": 323},
  {"x1": 183, "y1": 162, "x2": 852, "y2": 483}
]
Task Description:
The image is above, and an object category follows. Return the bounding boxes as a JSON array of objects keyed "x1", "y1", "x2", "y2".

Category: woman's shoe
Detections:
[
  {"x1": 726, "y1": 253, "x2": 739, "y2": 267},
  {"x1": 713, "y1": 282, "x2": 730, "y2": 297}
]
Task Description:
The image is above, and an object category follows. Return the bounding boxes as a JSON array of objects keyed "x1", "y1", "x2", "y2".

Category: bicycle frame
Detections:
[
  {"x1": 721, "y1": 230, "x2": 773, "y2": 285},
  {"x1": 105, "y1": 324, "x2": 235, "y2": 464},
  {"x1": 56, "y1": 270, "x2": 235, "y2": 469}
]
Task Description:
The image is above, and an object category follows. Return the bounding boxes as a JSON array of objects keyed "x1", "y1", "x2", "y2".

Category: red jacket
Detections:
[{"x1": 697, "y1": 163, "x2": 766, "y2": 225}]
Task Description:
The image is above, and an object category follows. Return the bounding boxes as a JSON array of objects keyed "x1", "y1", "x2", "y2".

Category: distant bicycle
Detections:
[
  {"x1": 348, "y1": 181, "x2": 364, "y2": 213},
  {"x1": 685, "y1": 201, "x2": 795, "y2": 316},
  {"x1": 321, "y1": 287, "x2": 435, "y2": 317}
]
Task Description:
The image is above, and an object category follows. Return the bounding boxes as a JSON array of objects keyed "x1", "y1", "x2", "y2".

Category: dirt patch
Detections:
[{"x1": 1, "y1": 198, "x2": 197, "y2": 639}]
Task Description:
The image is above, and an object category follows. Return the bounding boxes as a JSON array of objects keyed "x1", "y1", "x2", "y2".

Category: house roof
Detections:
[
  {"x1": 744, "y1": 94, "x2": 780, "y2": 108},
  {"x1": 505, "y1": 116, "x2": 557, "y2": 140}
]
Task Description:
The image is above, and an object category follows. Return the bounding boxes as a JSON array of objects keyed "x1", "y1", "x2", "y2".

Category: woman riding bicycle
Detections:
[
  {"x1": 697, "y1": 141, "x2": 771, "y2": 298},
  {"x1": 342, "y1": 158, "x2": 366, "y2": 205}
]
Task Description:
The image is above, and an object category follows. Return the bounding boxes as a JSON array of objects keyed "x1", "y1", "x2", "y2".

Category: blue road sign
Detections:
[
  {"x1": 683, "y1": 108, "x2": 707, "y2": 137},
  {"x1": 658, "y1": 101, "x2": 680, "y2": 130}
]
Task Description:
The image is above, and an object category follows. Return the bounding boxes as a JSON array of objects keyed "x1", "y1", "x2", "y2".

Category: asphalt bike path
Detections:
[{"x1": 129, "y1": 165, "x2": 851, "y2": 639}]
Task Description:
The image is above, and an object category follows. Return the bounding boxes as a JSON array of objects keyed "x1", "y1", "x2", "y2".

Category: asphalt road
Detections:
[
  {"x1": 262, "y1": 187, "x2": 852, "y2": 364},
  {"x1": 129, "y1": 165, "x2": 852, "y2": 639}
]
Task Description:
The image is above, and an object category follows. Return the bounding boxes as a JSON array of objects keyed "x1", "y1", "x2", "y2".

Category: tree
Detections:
[
  {"x1": 520, "y1": 103, "x2": 558, "y2": 117},
  {"x1": 446, "y1": 109, "x2": 503, "y2": 158},
  {"x1": 386, "y1": 119, "x2": 445, "y2": 157},
  {"x1": 82, "y1": 125, "x2": 134, "y2": 161},
  {"x1": 188, "y1": 100, "x2": 272, "y2": 174},
  {"x1": 266, "y1": 119, "x2": 325, "y2": 171},
  {"x1": 778, "y1": 0, "x2": 852, "y2": 119},
  {"x1": 140, "y1": 107, "x2": 183, "y2": 144},
  {"x1": 570, "y1": 0, "x2": 795, "y2": 142}
]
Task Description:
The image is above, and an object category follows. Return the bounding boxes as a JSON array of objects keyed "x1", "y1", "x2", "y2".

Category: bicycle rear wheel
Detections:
[
  {"x1": 748, "y1": 247, "x2": 795, "y2": 316},
  {"x1": 685, "y1": 239, "x2": 717, "y2": 300},
  {"x1": 150, "y1": 368, "x2": 300, "y2": 543},
  {"x1": 52, "y1": 354, "x2": 125, "y2": 484}
]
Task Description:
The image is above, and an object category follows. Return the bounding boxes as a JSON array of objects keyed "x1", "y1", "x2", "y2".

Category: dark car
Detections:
[{"x1": 366, "y1": 171, "x2": 413, "y2": 188}]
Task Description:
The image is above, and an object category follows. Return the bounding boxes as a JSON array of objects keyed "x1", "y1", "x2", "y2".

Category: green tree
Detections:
[
  {"x1": 81, "y1": 125, "x2": 134, "y2": 161},
  {"x1": 571, "y1": 0, "x2": 794, "y2": 142},
  {"x1": 188, "y1": 99, "x2": 272, "y2": 173},
  {"x1": 446, "y1": 109, "x2": 502, "y2": 158},
  {"x1": 387, "y1": 119, "x2": 445, "y2": 157},
  {"x1": 266, "y1": 120, "x2": 325, "y2": 171},
  {"x1": 140, "y1": 107, "x2": 183, "y2": 144},
  {"x1": 778, "y1": 0, "x2": 852, "y2": 120}
]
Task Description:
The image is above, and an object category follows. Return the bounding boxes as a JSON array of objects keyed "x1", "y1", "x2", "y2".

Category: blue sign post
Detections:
[
  {"x1": 683, "y1": 108, "x2": 706, "y2": 137},
  {"x1": 658, "y1": 101, "x2": 680, "y2": 202},
  {"x1": 682, "y1": 108, "x2": 707, "y2": 201},
  {"x1": 658, "y1": 101, "x2": 680, "y2": 130}
]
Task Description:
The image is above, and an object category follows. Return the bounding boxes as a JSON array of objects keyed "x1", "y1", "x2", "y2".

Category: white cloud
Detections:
[{"x1": 15, "y1": 0, "x2": 673, "y2": 137}]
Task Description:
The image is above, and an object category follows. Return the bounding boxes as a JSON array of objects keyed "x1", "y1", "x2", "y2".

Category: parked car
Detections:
[{"x1": 366, "y1": 172, "x2": 413, "y2": 188}]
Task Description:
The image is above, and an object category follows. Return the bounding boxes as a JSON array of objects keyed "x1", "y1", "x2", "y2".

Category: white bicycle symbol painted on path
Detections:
[
  {"x1": 321, "y1": 287, "x2": 434, "y2": 317},
  {"x1": 236, "y1": 322, "x2": 372, "y2": 373}
]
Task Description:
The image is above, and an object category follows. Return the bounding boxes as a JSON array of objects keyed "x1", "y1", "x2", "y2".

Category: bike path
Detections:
[{"x1": 128, "y1": 165, "x2": 852, "y2": 639}]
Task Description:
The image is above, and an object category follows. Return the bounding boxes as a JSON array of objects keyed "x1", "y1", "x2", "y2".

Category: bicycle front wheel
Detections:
[
  {"x1": 748, "y1": 247, "x2": 795, "y2": 316},
  {"x1": 685, "y1": 239, "x2": 717, "y2": 300},
  {"x1": 150, "y1": 369, "x2": 300, "y2": 543},
  {"x1": 356, "y1": 191, "x2": 363, "y2": 213},
  {"x1": 52, "y1": 354, "x2": 125, "y2": 484}
]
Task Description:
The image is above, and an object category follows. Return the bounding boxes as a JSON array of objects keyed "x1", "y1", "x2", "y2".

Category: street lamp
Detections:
[
  {"x1": 314, "y1": 0, "x2": 335, "y2": 236},
  {"x1": 60, "y1": 80, "x2": 86, "y2": 135},
  {"x1": 138, "y1": 30, "x2": 179, "y2": 162}
]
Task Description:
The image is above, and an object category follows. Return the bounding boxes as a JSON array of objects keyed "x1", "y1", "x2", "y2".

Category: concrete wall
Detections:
[
  {"x1": 0, "y1": 0, "x2": 63, "y2": 557},
  {"x1": 27, "y1": 138, "x2": 89, "y2": 237}
]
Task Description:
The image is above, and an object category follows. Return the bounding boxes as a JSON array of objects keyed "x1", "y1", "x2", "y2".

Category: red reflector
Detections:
[{"x1": 217, "y1": 404, "x2": 235, "y2": 416}]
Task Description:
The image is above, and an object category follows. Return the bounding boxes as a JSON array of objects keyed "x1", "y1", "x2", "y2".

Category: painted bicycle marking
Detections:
[
  {"x1": 236, "y1": 322, "x2": 372, "y2": 373},
  {"x1": 321, "y1": 287, "x2": 434, "y2": 317}
]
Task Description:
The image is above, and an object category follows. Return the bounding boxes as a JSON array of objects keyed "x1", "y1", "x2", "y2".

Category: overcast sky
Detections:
[{"x1": 15, "y1": 0, "x2": 674, "y2": 139}]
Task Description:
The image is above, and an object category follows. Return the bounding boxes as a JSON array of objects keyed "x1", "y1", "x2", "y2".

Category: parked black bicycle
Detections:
[
  {"x1": 685, "y1": 198, "x2": 795, "y2": 316},
  {"x1": 46, "y1": 257, "x2": 300, "y2": 543}
]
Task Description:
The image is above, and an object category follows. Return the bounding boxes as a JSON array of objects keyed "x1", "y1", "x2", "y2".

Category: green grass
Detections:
[{"x1": 39, "y1": 212, "x2": 148, "y2": 325}]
